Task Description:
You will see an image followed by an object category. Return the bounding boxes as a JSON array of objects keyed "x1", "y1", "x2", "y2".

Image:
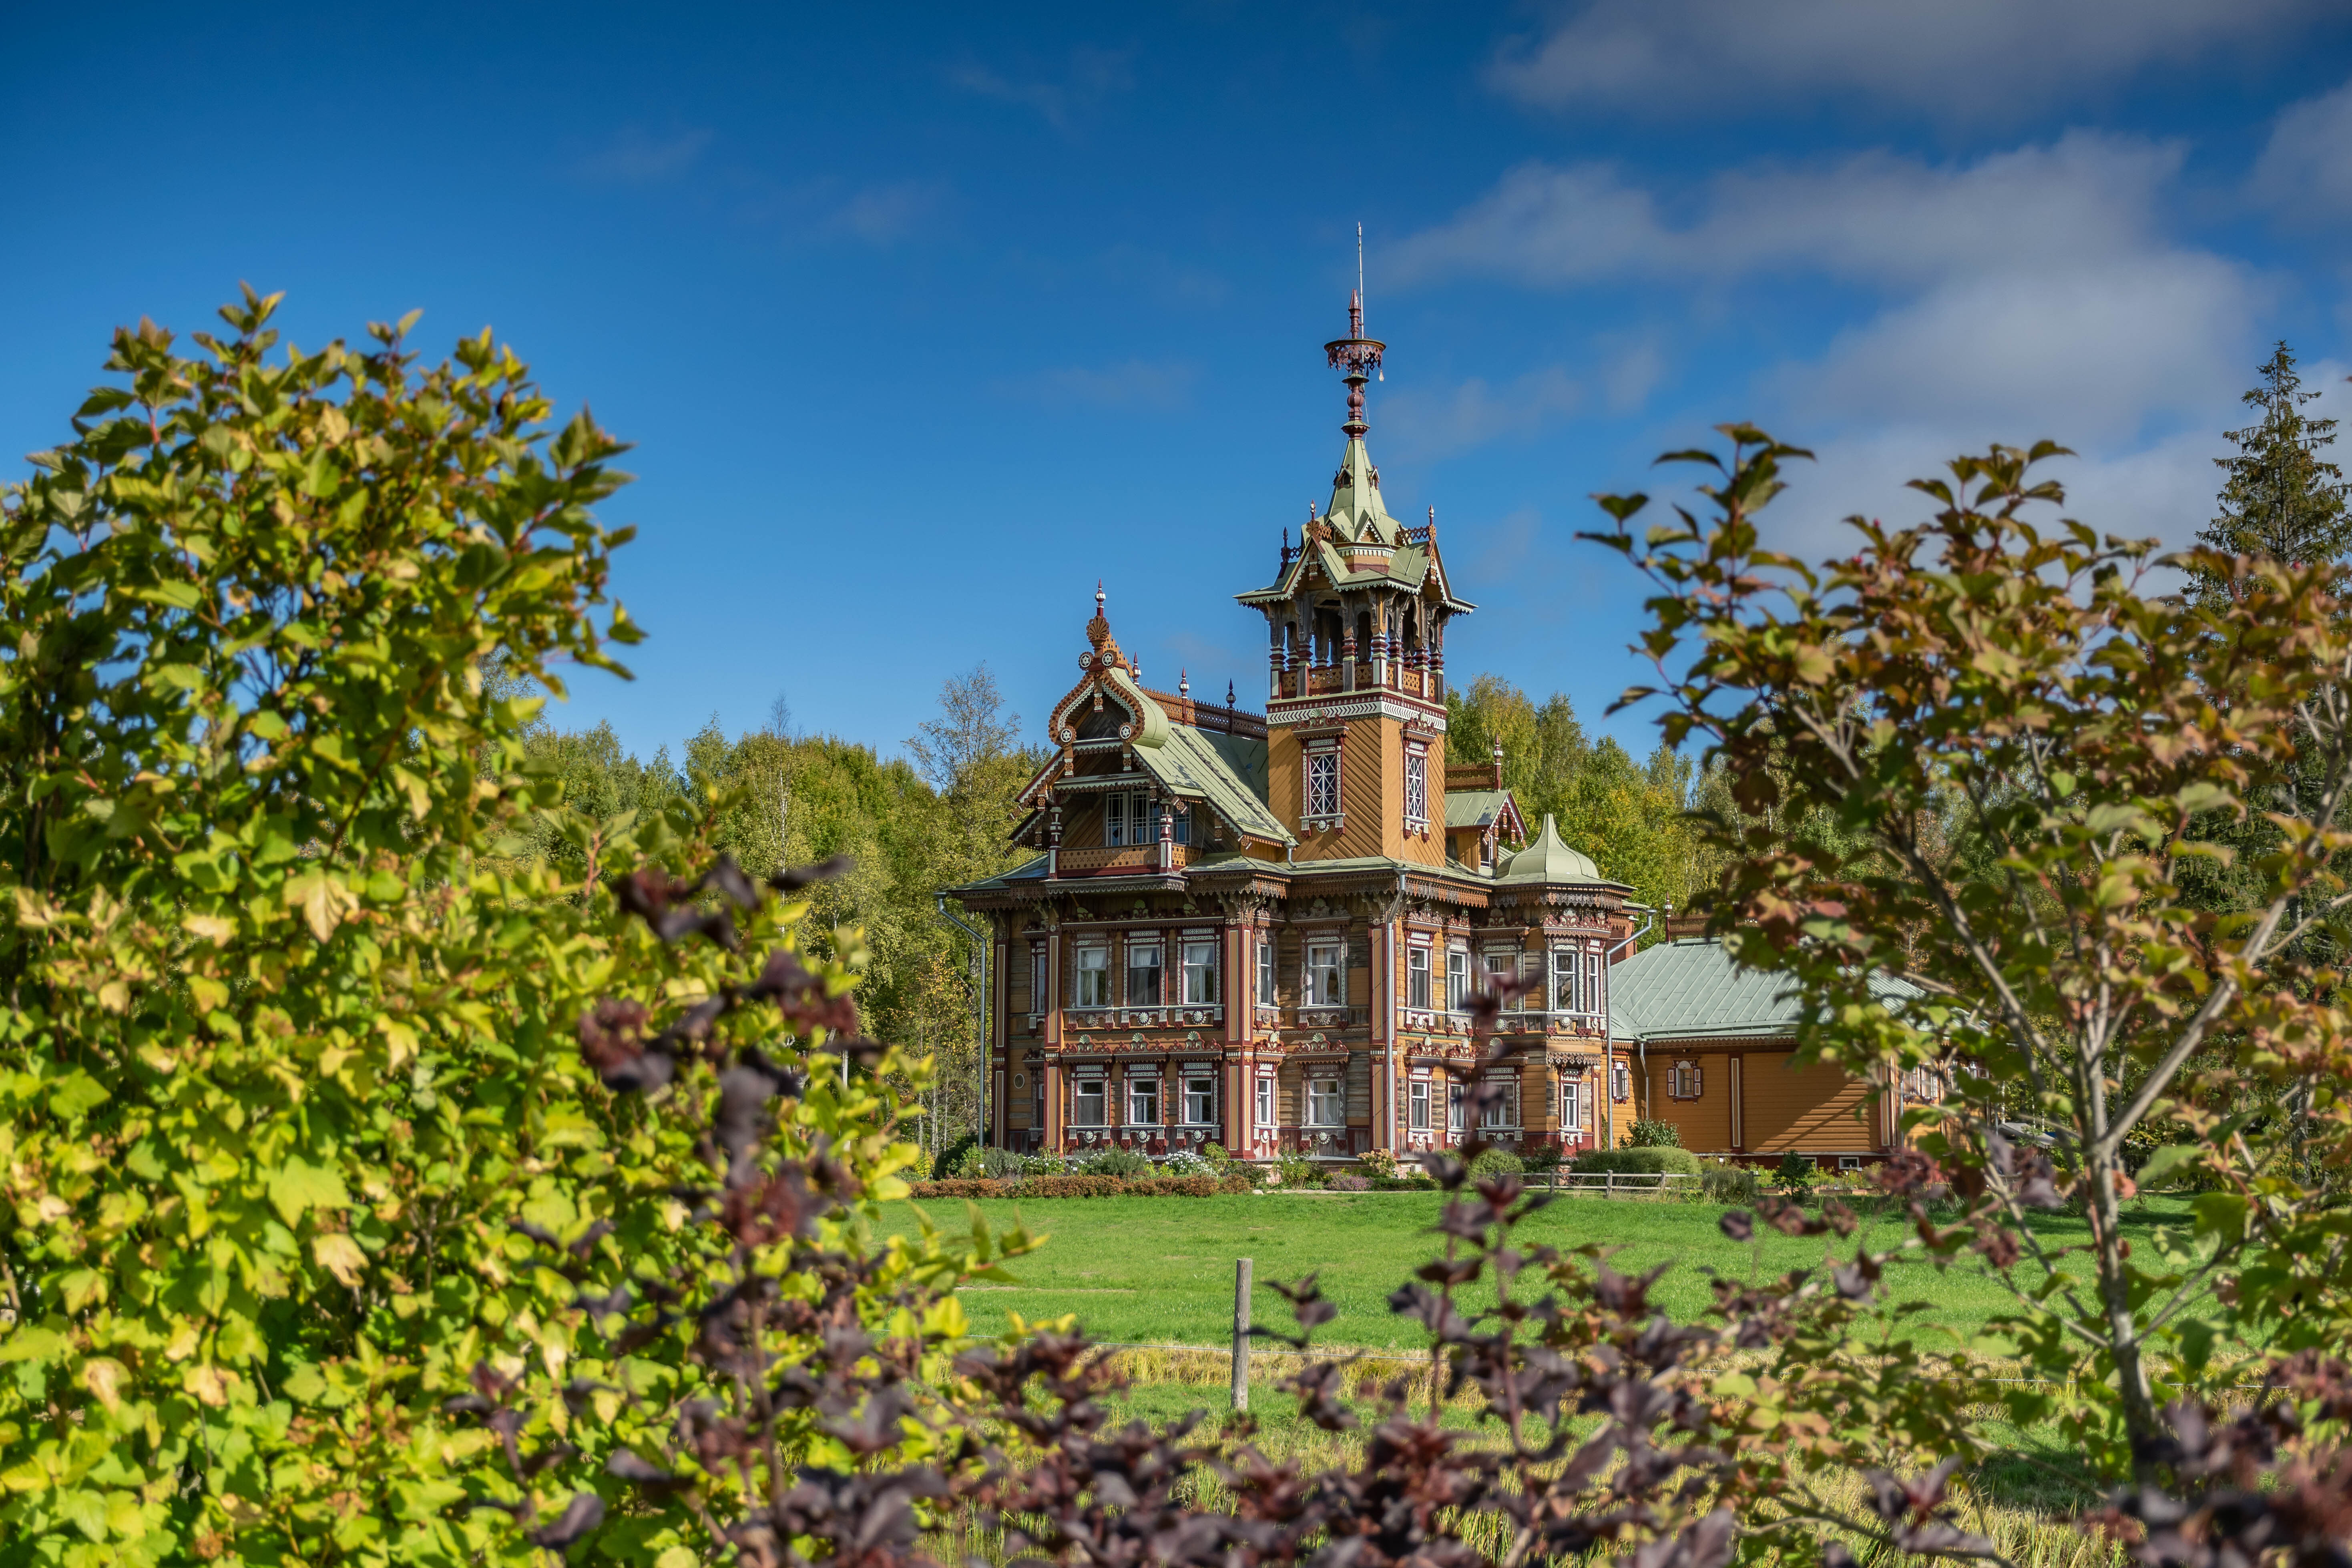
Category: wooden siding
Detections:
[
  {"x1": 1643, "y1": 1060, "x2": 1732, "y2": 1150},
  {"x1": 1741, "y1": 1052, "x2": 1878, "y2": 1152}
]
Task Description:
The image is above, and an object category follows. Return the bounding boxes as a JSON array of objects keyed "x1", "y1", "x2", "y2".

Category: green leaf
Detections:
[
  {"x1": 2135, "y1": 1145, "x2": 2202, "y2": 1190},
  {"x1": 267, "y1": 1157, "x2": 352, "y2": 1226},
  {"x1": 47, "y1": 1072, "x2": 107, "y2": 1120}
]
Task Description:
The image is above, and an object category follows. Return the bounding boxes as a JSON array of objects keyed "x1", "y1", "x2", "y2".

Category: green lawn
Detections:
[{"x1": 873, "y1": 1190, "x2": 2201, "y2": 1351}]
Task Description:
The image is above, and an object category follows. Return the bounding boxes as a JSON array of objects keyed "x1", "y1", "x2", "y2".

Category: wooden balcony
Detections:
[{"x1": 1054, "y1": 845, "x2": 1190, "y2": 876}]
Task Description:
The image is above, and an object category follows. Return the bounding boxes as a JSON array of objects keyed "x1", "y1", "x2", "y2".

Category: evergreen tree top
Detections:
[{"x1": 2193, "y1": 339, "x2": 2350, "y2": 571}]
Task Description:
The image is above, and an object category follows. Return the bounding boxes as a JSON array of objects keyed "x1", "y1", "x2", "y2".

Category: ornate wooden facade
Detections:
[{"x1": 949, "y1": 301, "x2": 1644, "y2": 1162}]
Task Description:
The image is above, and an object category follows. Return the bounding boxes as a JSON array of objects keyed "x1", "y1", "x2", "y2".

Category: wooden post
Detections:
[{"x1": 1231, "y1": 1257, "x2": 1253, "y2": 1412}]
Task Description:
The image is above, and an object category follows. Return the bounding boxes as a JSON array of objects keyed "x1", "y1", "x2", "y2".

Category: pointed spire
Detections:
[
  {"x1": 1226, "y1": 679, "x2": 1236, "y2": 708},
  {"x1": 1325, "y1": 287, "x2": 1385, "y2": 441},
  {"x1": 1179, "y1": 668, "x2": 1190, "y2": 698}
]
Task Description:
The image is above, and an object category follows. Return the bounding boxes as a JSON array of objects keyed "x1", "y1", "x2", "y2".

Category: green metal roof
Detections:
[
  {"x1": 948, "y1": 853, "x2": 1052, "y2": 895},
  {"x1": 1138, "y1": 724, "x2": 1294, "y2": 847},
  {"x1": 1445, "y1": 789, "x2": 1510, "y2": 830},
  {"x1": 1609, "y1": 937, "x2": 1917, "y2": 1041},
  {"x1": 1494, "y1": 814, "x2": 1607, "y2": 885}
]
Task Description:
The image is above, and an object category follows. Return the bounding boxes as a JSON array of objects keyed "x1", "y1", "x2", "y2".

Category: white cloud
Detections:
[
  {"x1": 572, "y1": 126, "x2": 712, "y2": 185},
  {"x1": 1377, "y1": 366, "x2": 1582, "y2": 462},
  {"x1": 1777, "y1": 252, "x2": 2258, "y2": 442},
  {"x1": 1392, "y1": 133, "x2": 2181, "y2": 290},
  {"x1": 1491, "y1": 0, "x2": 2330, "y2": 119},
  {"x1": 2254, "y1": 75, "x2": 2352, "y2": 221},
  {"x1": 1397, "y1": 131, "x2": 2262, "y2": 473}
]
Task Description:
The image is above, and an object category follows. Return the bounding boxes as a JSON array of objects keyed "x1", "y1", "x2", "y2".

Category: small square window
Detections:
[
  {"x1": 1307, "y1": 1079, "x2": 1343, "y2": 1126},
  {"x1": 1129, "y1": 1076, "x2": 1161, "y2": 1126},
  {"x1": 1184, "y1": 1076, "x2": 1217, "y2": 1124},
  {"x1": 1073, "y1": 1079, "x2": 1107, "y2": 1126}
]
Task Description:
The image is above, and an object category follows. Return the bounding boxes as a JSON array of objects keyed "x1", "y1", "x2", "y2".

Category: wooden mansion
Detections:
[{"x1": 948, "y1": 302, "x2": 1934, "y2": 1168}]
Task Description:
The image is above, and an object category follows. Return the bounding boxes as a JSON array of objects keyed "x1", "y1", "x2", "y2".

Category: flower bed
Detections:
[{"x1": 906, "y1": 1174, "x2": 1252, "y2": 1199}]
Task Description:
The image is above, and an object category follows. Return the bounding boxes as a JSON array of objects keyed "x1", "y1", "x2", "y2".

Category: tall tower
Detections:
[{"x1": 1235, "y1": 295, "x2": 1474, "y2": 866}]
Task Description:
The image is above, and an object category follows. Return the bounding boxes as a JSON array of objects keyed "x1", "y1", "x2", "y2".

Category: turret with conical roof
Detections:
[{"x1": 1231, "y1": 296, "x2": 1486, "y2": 868}]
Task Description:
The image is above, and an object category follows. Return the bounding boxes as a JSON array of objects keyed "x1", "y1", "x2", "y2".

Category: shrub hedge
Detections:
[
  {"x1": 1571, "y1": 1147, "x2": 1703, "y2": 1176},
  {"x1": 906, "y1": 1174, "x2": 1251, "y2": 1199}
]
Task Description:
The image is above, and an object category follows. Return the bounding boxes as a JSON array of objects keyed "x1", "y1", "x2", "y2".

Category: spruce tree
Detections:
[{"x1": 2192, "y1": 340, "x2": 2349, "y2": 577}]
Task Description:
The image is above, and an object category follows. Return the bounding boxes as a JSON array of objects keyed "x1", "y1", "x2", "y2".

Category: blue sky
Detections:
[{"x1": 8, "y1": 2, "x2": 2352, "y2": 768}]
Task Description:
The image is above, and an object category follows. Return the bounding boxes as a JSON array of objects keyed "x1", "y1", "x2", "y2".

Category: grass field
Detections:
[{"x1": 874, "y1": 1189, "x2": 2202, "y2": 1350}]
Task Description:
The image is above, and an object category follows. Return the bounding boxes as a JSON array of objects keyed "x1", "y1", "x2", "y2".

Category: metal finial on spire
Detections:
[
  {"x1": 1325, "y1": 249, "x2": 1386, "y2": 440},
  {"x1": 1227, "y1": 679, "x2": 1236, "y2": 707},
  {"x1": 1179, "y1": 669, "x2": 1190, "y2": 697}
]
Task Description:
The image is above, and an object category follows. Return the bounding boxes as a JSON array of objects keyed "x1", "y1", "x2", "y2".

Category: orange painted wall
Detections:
[{"x1": 1741, "y1": 1052, "x2": 1878, "y2": 1153}]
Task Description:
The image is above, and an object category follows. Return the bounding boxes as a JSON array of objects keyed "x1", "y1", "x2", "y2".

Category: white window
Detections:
[
  {"x1": 1562, "y1": 1080, "x2": 1583, "y2": 1130},
  {"x1": 1408, "y1": 1078, "x2": 1430, "y2": 1131},
  {"x1": 1105, "y1": 793, "x2": 1127, "y2": 847},
  {"x1": 1479, "y1": 1077, "x2": 1518, "y2": 1130},
  {"x1": 1552, "y1": 948, "x2": 1581, "y2": 1013},
  {"x1": 1671, "y1": 1060, "x2": 1703, "y2": 1100},
  {"x1": 1404, "y1": 749, "x2": 1428, "y2": 830},
  {"x1": 1029, "y1": 945, "x2": 1047, "y2": 1013},
  {"x1": 1447, "y1": 1080, "x2": 1464, "y2": 1132},
  {"x1": 1307, "y1": 1078, "x2": 1343, "y2": 1126},
  {"x1": 1484, "y1": 952, "x2": 1517, "y2": 1010},
  {"x1": 1406, "y1": 945, "x2": 1432, "y2": 1010},
  {"x1": 1126, "y1": 938, "x2": 1162, "y2": 1006},
  {"x1": 1306, "y1": 751, "x2": 1340, "y2": 820},
  {"x1": 1072, "y1": 946, "x2": 1109, "y2": 1007},
  {"x1": 1254, "y1": 1074, "x2": 1274, "y2": 1128},
  {"x1": 1129, "y1": 1075, "x2": 1161, "y2": 1125},
  {"x1": 1611, "y1": 1061, "x2": 1630, "y2": 1103},
  {"x1": 1181, "y1": 939, "x2": 1218, "y2": 1004},
  {"x1": 1306, "y1": 939, "x2": 1344, "y2": 1006},
  {"x1": 1256, "y1": 937, "x2": 1276, "y2": 1005},
  {"x1": 1446, "y1": 948, "x2": 1470, "y2": 1011},
  {"x1": 1073, "y1": 1078, "x2": 1107, "y2": 1126},
  {"x1": 1184, "y1": 1075, "x2": 1217, "y2": 1124}
]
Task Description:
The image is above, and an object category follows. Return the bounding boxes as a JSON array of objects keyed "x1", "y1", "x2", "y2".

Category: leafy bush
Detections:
[
  {"x1": 1370, "y1": 1175, "x2": 1439, "y2": 1191},
  {"x1": 1775, "y1": 1152, "x2": 1819, "y2": 1195},
  {"x1": 1629, "y1": 1118, "x2": 1683, "y2": 1147},
  {"x1": 950, "y1": 1143, "x2": 990, "y2": 1179},
  {"x1": 934, "y1": 1132, "x2": 980, "y2": 1180},
  {"x1": 1269, "y1": 1153, "x2": 1316, "y2": 1188},
  {"x1": 1326, "y1": 1174, "x2": 1370, "y2": 1192},
  {"x1": 1199, "y1": 1140, "x2": 1233, "y2": 1169},
  {"x1": 1020, "y1": 1152, "x2": 1072, "y2": 1175},
  {"x1": 1357, "y1": 1147, "x2": 1400, "y2": 1179},
  {"x1": 1521, "y1": 1145, "x2": 1563, "y2": 1174},
  {"x1": 1076, "y1": 1146, "x2": 1153, "y2": 1178},
  {"x1": 1573, "y1": 1147, "x2": 1703, "y2": 1176},
  {"x1": 910, "y1": 1176, "x2": 1243, "y2": 1199},
  {"x1": 1468, "y1": 1148, "x2": 1525, "y2": 1178},
  {"x1": 1703, "y1": 1164, "x2": 1763, "y2": 1205},
  {"x1": 1162, "y1": 1148, "x2": 1212, "y2": 1177},
  {"x1": 0, "y1": 295, "x2": 976, "y2": 1563}
]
